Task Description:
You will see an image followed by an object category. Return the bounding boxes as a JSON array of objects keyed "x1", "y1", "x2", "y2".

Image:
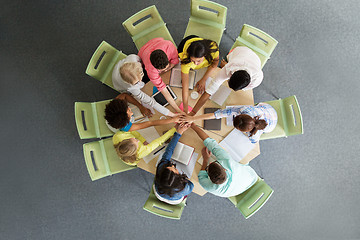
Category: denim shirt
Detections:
[{"x1": 155, "y1": 132, "x2": 194, "y2": 201}]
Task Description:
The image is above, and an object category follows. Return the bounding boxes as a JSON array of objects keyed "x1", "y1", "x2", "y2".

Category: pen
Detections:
[{"x1": 153, "y1": 146, "x2": 166, "y2": 155}]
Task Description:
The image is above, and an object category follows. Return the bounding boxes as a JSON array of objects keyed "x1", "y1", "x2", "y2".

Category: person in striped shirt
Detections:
[{"x1": 180, "y1": 103, "x2": 277, "y2": 143}]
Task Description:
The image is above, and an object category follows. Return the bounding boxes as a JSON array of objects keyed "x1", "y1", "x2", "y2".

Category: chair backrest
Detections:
[
  {"x1": 143, "y1": 186, "x2": 186, "y2": 220},
  {"x1": 281, "y1": 95, "x2": 303, "y2": 136},
  {"x1": 190, "y1": 0, "x2": 227, "y2": 28},
  {"x1": 83, "y1": 138, "x2": 136, "y2": 181},
  {"x1": 122, "y1": 5, "x2": 175, "y2": 49},
  {"x1": 85, "y1": 41, "x2": 127, "y2": 90},
  {"x1": 228, "y1": 179, "x2": 273, "y2": 219},
  {"x1": 74, "y1": 100, "x2": 114, "y2": 139},
  {"x1": 260, "y1": 95, "x2": 303, "y2": 140},
  {"x1": 231, "y1": 24, "x2": 278, "y2": 68}
]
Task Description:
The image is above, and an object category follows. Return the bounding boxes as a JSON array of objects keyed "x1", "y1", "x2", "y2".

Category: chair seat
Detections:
[
  {"x1": 143, "y1": 185, "x2": 186, "y2": 220},
  {"x1": 260, "y1": 100, "x2": 286, "y2": 140},
  {"x1": 184, "y1": 20, "x2": 224, "y2": 44}
]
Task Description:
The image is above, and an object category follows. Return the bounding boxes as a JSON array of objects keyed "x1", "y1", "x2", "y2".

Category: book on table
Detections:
[
  {"x1": 171, "y1": 142, "x2": 194, "y2": 165},
  {"x1": 219, "y1": 129, "x2": 255, "y2": 162}
]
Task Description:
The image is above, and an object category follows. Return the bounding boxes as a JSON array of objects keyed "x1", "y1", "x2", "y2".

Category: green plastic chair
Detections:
[
  {"x1": 231, "y1": 24, "x2": 278, "y2": 68},
  {"x1": 184, "y1": 0, "x2": 227, "y2": 44},
  {"x1": 74, "y1": 99, "x2": 114, "y2": 139},
  {"x1": 85, "y1": 41, "x2": 127, "y2": 90},
  {"x1": 122, "y1": 5, "x2": 175, "y2": 50},
  {"x1": 143, "y1": 185, "x2": 187, "y2": 220},
  {"x1": 260, "y1": 95, "x2": 304, "y2": 140},
  {"x1": 228, "y1": 179, "x2": 273, "y2": 219},
  {"x1": 83, "y1": 138, "x2": 136, "y2": 181}
]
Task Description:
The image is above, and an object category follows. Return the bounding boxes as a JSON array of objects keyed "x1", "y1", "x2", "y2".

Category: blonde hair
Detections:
[
  {"x1": 114, "y1": 139, "x2": 139, "y2": 163},
  {"x1": 120, "y1": 62, "x2": 143, "y2": 85}
]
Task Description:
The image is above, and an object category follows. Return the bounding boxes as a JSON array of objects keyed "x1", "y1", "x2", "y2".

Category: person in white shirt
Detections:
[
  {"x1": 112, "y1": 54, "x2": 176, "y2": 117},
  {"x1": 189, "y1": 46, "x2": 263, "y2": 116}
]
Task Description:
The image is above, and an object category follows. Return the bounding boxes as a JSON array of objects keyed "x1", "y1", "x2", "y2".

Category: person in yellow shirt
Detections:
[
  {"x1": 112, "y1": 126, "x2": 176, "y2": 166},
  {"x1": 178, "y1": 35, "x2": 219, "y2": 113}
]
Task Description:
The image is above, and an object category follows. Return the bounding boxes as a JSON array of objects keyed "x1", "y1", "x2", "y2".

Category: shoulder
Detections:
[{"x1": 113, "y1": 131, "x2": 132, "y2": 144}]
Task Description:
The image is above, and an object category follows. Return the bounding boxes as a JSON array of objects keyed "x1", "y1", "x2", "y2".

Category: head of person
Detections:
[
  {"x1": 207, "y1": 161, "x2": 227, "y2": 184},
  {"x1": 119, "y1": 62, "x2": 144, "y2": 85},
  {"x1": 155, "y1": 162, "x2": 188, "y2": 197},
  {"x1": 233, "y1": 114, "x2": 267, "y2": 136},
  {"x1": 114, "y1": 138, "x2": 139, "y2": 164},
  {"x1": 228, "y1": 70, "x2": 251, "y2": 91},
  {"x1": 150, "y1": 49, "x2": 169, "y2": 70},
  {"x1": 181, "y1": 39, "x2": 218, "y2": 65},
  {"x1": 104, "y1": 99, "x2": 133, "y2": 129}
]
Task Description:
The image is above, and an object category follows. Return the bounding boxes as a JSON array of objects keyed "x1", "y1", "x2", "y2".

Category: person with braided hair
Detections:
[{"x1": 180, "y1": 103, "x2": 277, "y2": 143}]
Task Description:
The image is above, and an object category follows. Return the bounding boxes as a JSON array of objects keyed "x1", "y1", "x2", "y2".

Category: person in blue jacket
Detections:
[{"x1": 154, "y1": 123, "x2": 194, "y2": 204}]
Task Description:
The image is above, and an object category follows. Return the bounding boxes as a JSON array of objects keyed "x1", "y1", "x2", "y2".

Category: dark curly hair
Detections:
[
  {"x1": 104, "y1": 99, "x2": 130, "y2": 129},
  {"x1": 228, "y1": 70, "x2": 251, "y2": 91},
  {"x1": 150, "y1": 49, "x2": 169, "y2": 69},
  {"x1": 155, "y1": 162, "x2": 189, "y2": 197},
  {"x1": 181, "y1": 39, "x2": 218, "y2": 65}
]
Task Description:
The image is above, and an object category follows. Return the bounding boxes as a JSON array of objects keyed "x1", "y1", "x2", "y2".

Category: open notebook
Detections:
[
  {"x1": 219, "y1": 129, "x2": 255, "y2": 162},
  {"x1": 171, "y1": 142, "x2": 194, "y2": 165}
]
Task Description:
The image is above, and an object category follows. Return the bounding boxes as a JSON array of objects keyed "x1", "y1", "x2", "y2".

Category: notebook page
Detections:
[
  {"x1": 210, "y1": 85, "x2": 232, "y2": 106},
  {"x1": 219, "y1": 129, "x2": 255, "y2": 162},
  {"x1": 175, "y1": 145, "x2": 194, "y2": 165},
  {"x1": 171, "y1": 142, "x2": 184, "y2": 161}
]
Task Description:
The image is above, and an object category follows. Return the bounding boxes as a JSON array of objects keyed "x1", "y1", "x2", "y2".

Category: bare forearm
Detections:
[
  {"x1": 130, "y1": 118, "x2": 175, "y2": 131},
  {"x1": 188, "y1": 113, "x2": 215, "y2": 121},
  {"x1": 161, "y1": 88, "x2": 182, "y2": 113},
  {"x1": 182, "y1": 73, "x2": 189, "y2": 113},
  {"x1": 191, "y1": 92, "x2": 211, "y2": 115},
  {"x1": 191, "y1": 124, "x2": 209, "y2": 141}
]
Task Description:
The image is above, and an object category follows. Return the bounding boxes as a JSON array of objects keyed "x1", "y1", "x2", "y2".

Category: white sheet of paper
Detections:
[
  {"x1": 210, "y1": 85, "x2": 232, "y2": 106},
  {"x1": 219, "y1": 129, "x2": 255, "y2": 162}
]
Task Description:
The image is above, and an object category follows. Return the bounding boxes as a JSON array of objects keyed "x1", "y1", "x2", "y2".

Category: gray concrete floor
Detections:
[{"x1": 1, "y1": 0, "x2": 359, "y2": 239}]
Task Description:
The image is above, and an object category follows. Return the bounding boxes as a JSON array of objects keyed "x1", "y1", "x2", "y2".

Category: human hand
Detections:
[
  {"x1": 220, "y1": 59, "x2": 227, "y2": 68},
  {"x1": 195, "y1": 79, "x2": 206, "y2": 94},
  {"x1": 201, "y1": 147, "x2": 211, "y2": 159},
  {"x1": 140, "y1": 106, "x2": 153, "y2": 118},
  {"x1": 179, "y1": 114, "x2": 194, "y2": 124},
  {"x1": 176, "y1": 122, "x2": 191, "y2": 135},
  {"x1": 171, "y1": 115, "x2": 182, "y2": 123}
]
